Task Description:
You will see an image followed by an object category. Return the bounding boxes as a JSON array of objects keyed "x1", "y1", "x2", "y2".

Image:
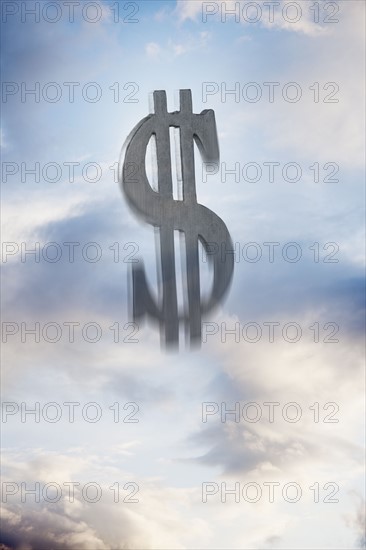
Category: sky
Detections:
[{"x1": 0, "y1": 1, "x2": 365, "y2": 548}]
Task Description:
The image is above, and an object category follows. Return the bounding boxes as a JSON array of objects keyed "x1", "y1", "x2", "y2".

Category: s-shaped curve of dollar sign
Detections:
[{"x1": 119, "y1": 89, "x2": 234, "y2": 348}]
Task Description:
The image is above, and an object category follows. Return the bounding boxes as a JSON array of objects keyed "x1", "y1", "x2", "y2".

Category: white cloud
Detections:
[
  {"x1": 0, "y1": 448, "x2": 211, "y2": 549},
  {"x1": 176, "y1": 0, "x2": 331, "y2": 35},
  {"x1": 175, "y1": 0, "x2": 204, "y2": 22},
  {"x1": 145, "y1": 32, "x2": 211, "y2": 61},
  {"x1": 154, "y1": 6, "x2": 173, "y2": 22},
  {"x1": 0, "y1": 128, "x2": 7, "y2": 149},
  {"x1": 146, "y1": 42, "x2": 162, "y2": 59}
]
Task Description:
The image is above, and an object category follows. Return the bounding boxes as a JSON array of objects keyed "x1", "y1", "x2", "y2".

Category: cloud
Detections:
[
  {"x1": 146, "y1": 42, "x2": 162, "y2": 59},
  {"x1": 0, "y1": 128, "x2": 7, "y2": 149},
  {"x1": 1, "y1": 0, "x2": 364, "y2": 548},
  {"x1": 343, "y1": 496, "x2": 366, "y2": 549},
  {"x1": 145, "y1": 32, "x2": 211, "y2": 62},
  {"x1": 176, "y1": 0, "x2": 332, "y2": 35},
  {"x1": 0, "y1": 448, "x2": 211, "y2": 550},
  {"x1": 175, "y1": 0, "x2": 204, "y2": 22}
]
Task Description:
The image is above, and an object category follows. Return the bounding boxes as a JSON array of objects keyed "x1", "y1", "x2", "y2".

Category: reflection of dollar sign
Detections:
[{"x1": 119, "y1": 89, "x2": 234, "y2": 347}]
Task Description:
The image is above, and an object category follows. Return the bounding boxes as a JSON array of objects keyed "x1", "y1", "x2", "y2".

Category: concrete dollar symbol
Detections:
[{"x1": 119, "y1": 89, "x2": 234, "y2": 348}]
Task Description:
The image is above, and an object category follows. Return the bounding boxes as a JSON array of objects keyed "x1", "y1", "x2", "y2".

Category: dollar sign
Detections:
[{"x1": 119, "y1": 89, "x2": 234, "y2": 348}]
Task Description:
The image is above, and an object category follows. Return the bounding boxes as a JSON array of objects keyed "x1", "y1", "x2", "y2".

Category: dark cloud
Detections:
[
  {"x1": 2, "y1": 198, "x2": 135, "y2": 319},
  {"x1": 0, "y1": 503, "x2": 108, "y2": 549},
  {"x1": 226, "y1": 252, "x2": 365, "y2": 338}
]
